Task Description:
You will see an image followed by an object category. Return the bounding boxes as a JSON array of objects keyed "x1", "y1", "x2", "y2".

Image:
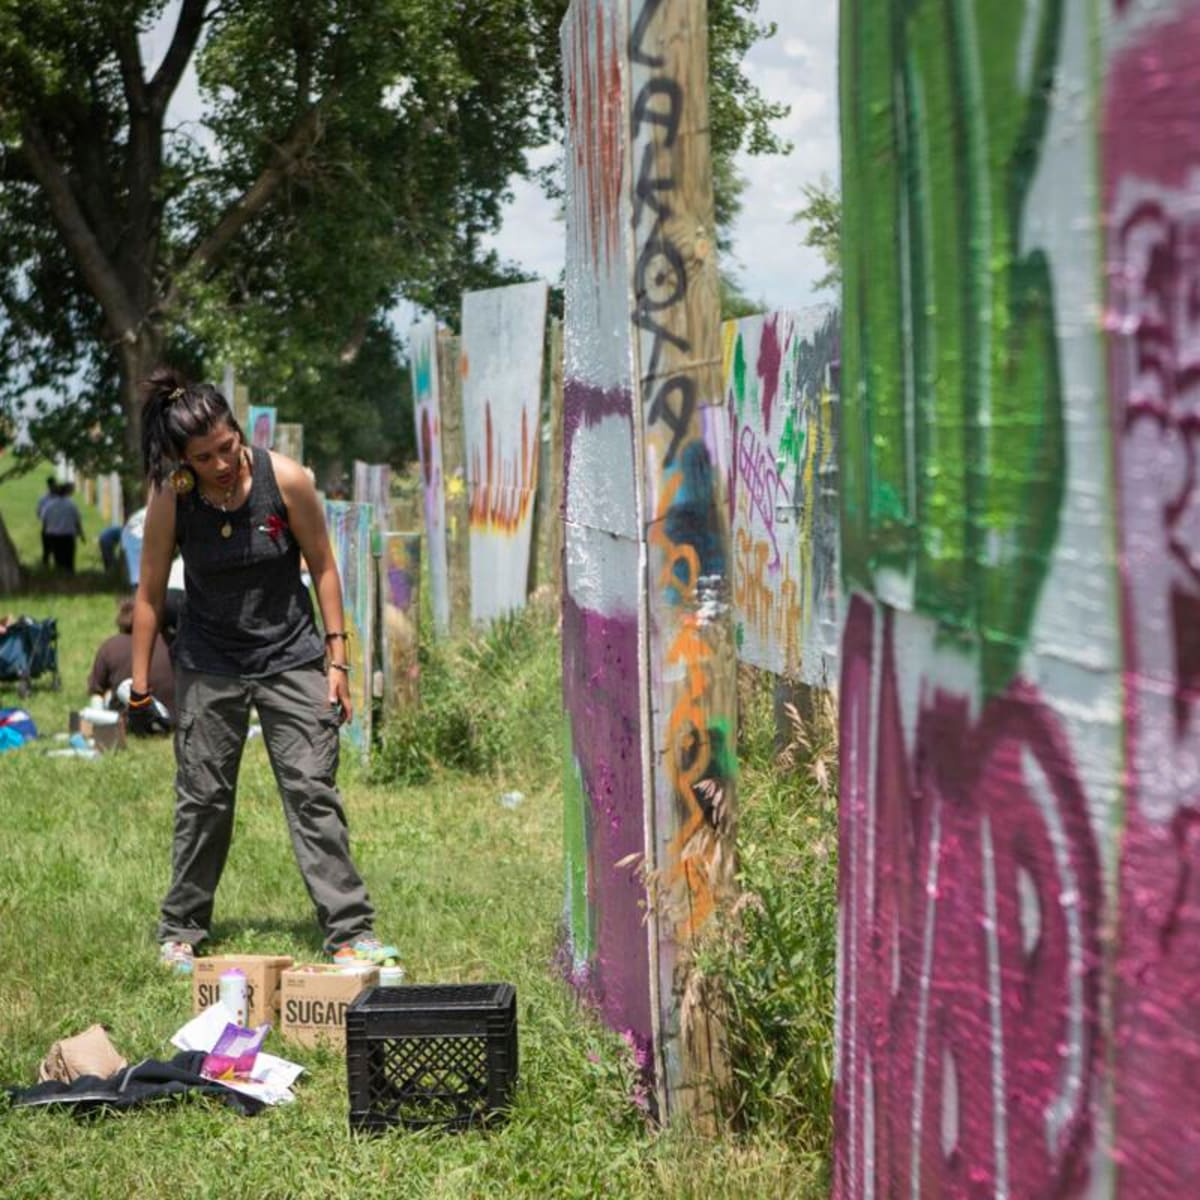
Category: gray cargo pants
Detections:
[{"x1": 157, "y1": 660, "x2": 375, "y2": 953}]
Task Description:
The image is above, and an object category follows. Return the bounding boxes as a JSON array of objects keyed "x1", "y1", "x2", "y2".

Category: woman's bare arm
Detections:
[{"x1": 131, "y1": 488, "x2": 176, "y2": 694}]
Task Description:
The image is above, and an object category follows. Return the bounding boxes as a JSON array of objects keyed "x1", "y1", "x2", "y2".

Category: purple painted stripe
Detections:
[
  {"x1": 562, "y1": 588, "x2": 653, "y2": 1058},
  {"x1": 564, "y1": 378, "x2": 635, "y2": 485}
]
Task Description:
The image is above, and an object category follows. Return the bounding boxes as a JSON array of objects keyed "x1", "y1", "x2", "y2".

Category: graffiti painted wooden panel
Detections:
[
  {"x1": 411, "y1": 317, "x2": 451, "y2": 635},
  {"x1": 1105, "y1": 2, "x2": 1200, "y2": 1194},
  {"x1": 835, "y1": 1, "x2": 1121, "y2": 1194},
  {"x1": 717, "y1": 308, "x2": 840, "y2": 682},
  {"x1": 323, "y1": 499, "x2": 375, "y2": 760},
  {"x1": 561, "y1": 0, "x2": 655, "y2": 1091},
  {"x1": 630, "y1": 0, "x2": 736, "y2": 1125},
  {"x1": 353, "y1": 461, "x2": 391, "y2": 529},
  {"x1": 378, "y1": 532, "x2": 420, "y2": 715},
  {"x1": 274, "y1": 423, "x2": 304, "y2": 463},
  {"x1": 247, "y1": 405, "x2": 276, "y2": 451},
  {"x1": 461, "y1": 280, "x2": 549, "y2": 625}
]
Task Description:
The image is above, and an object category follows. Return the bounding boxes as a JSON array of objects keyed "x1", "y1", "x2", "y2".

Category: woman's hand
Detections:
[{"x1": 329, "y1": 664, "x2": 353, "y2": 725}]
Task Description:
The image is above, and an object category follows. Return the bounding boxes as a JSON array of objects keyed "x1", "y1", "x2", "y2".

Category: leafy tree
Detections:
[
  {"x1": 258, "y1": 315, "x2": 415, "y2": 483},
  {"x1": 793, "y1": 176, "x2": 841, "y2": 293},
  {"x1": 0, "y1": 0, "x2": 787, "y2": 494},
  {"x1": 0, "y1": 0, "x2": 565, "y2": 496}
]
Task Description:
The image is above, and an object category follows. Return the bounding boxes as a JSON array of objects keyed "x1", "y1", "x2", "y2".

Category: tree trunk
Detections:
[
  {"x1": 118, "y1": 326, "x2": 163, "y2": 513},
  {"x1": 0, "y1": 510, "x2": 22, "y2": 594}
]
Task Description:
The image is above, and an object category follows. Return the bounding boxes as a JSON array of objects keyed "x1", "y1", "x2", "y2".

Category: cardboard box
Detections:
[
  {"x1": 192, "y1": 955, "x2": 294, "y2": 1028},
  {"x1": 281, "y1": 964, "x2": 379, "y2": 1050}
]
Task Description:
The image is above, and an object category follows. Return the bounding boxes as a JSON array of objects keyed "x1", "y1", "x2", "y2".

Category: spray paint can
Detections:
[{"x1": 219, "y1": 968, "x2": 249, "y2": 1027}]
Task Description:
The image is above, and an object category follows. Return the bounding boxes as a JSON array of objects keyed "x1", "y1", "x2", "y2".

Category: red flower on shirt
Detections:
[{"x1": 259, "y1": 513, "x2": 288, "y2": 542}]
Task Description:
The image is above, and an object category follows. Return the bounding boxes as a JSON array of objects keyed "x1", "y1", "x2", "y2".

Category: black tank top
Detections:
[{"x1": 173, "y1": 447, "x2": 323, "y2": 677}]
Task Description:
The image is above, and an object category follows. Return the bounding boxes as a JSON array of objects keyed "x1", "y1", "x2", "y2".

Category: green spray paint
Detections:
[
  {"x1": 839, "y1": 0, "x2": 1065, "y2": 695},
  {"x1": 779, "y1": 407, "x2": 806, "y2": 475},
  {"x1": 732, "y1": 334, "x2": 748, "y2": 421},
  {"x1": 562, "y1": 720, "x2": 594, "y2": 968}
]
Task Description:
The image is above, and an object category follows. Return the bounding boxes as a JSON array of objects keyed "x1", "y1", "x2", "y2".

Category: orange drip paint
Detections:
[
  {"x1": 468, "y1": 401, "x2": 540, "y2": 535},
  {"x1": 649, "y1": 472, "x2": 722, "y2": 938}
]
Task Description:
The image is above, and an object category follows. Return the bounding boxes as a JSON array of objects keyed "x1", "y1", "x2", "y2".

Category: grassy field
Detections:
[{"x1": 0, "y1": 468, "x2": 831, "y2": 1199}]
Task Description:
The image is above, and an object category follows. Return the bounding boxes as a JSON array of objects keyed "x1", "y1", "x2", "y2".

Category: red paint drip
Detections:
[{"x1": 757, "y1": 314, "x2": 784, "y2": 435}]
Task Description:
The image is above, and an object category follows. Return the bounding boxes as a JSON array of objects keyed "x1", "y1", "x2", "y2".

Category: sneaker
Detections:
[
  {"x1": 331, "y1": 934, "x2": 401, "y2": 968},
  {"x1": 159, "y1": 940, "x2": 195, "y2": 975}
]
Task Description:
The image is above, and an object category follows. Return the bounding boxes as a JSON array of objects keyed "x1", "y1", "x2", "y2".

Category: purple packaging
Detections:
[{"x1": 201, "y1": 1022, "x2": 270, "y2": 1081}]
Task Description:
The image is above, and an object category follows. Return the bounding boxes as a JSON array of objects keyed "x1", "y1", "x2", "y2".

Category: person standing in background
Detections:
[
  {"x1": 98, "y1": 524, "x2": 123, "y2": 574},
  {"x1": 36, "y1": 476, "x2": 58, "y2": 567},
  {"x1": 42, "y1": 481, "x2": 83, "y2": 573}
]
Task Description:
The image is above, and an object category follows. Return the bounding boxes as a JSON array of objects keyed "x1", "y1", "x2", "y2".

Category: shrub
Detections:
[{"x1": 370, "y1": 599, "x2": 562, "y2": 787}]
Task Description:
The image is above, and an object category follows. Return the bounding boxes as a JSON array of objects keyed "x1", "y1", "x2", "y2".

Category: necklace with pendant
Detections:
[{"x1": 204, "y1": 451, "x2": 245, "y2": 538}]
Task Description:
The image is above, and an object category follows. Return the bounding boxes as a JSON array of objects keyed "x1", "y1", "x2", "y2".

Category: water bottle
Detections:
[{"x1": 219, "y1": 968, "x2": 249, "y2": 1027}]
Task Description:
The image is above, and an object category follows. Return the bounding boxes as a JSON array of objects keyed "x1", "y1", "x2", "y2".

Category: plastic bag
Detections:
[{"x1": 200, "y1": 1023, "x2": 270, "y2": 1082}]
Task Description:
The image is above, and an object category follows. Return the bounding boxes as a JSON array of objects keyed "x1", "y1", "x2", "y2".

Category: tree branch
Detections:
[
  {"x1": 19, "y1": 120, "x2": 141, "y2": 341},
  {"x1": 112, "y1": 13, "x2": 165, "y2": 311},
  {"x1": 113, "y1": 24, "x2": 148, "y2": 116},
  {"x1": 160, "y1": 101, "x2": 328, "y2": 312},
  {"x1": 338, "y1": 314, "x2": 371, "y2": 365},
  {"x1": 148, "y1": 0, "x2": 208, "y2": 116}
]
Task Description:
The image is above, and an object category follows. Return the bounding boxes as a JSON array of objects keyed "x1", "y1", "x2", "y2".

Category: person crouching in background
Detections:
[{"x1": 88, "y1": 596, "x2": 175, "y2": 721}]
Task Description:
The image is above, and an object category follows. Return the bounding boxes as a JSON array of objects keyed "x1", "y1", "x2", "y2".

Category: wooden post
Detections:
[
  {"x1": 532, "y1": 317, "x2": 565, "y2": 600},
  {"x1": 630, "y1": 0, "x2": 736, "y2": 1129},
  {"x1": 378, "y1": 531, "x2": 421, "y2": 716},
  {"x1": 323, "y1": 500, "x2": 375, "y2": 760},
  {"x1": 411, "y1": 318, "x2": 451, "y2": 636},
  {"x1": 561, "y1": 0, "x2": 735, "y2": 1132}
]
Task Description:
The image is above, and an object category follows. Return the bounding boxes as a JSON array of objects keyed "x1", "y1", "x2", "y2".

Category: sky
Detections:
[{"x1": 481, "y1": 0, "x2": 841, "y2": 313}]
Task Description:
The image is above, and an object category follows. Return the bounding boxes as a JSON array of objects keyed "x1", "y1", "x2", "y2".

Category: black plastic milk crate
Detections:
[{"x1": 346, "y1": 983, "x2": 517, "y2": 1133}]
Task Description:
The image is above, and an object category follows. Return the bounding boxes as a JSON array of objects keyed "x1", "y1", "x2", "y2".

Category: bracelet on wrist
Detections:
[
  {"x1": 324, "y1": 631, "x2": 349, "y2": 642},
  {"x1": 328, "y1": 662, "x2": 350, "y2": 675},
  {"x1": 128, "y1": 692, "x2": 152, "y2": 709}
]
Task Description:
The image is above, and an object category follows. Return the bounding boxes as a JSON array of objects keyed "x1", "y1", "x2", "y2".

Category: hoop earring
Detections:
[{"x1": 168, "y1": 464, "x2": 195, "y2": 495}]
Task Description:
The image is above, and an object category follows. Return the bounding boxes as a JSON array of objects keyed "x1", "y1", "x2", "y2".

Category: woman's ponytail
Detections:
[
  {"x1": 139, "y1": 367, "x2": 244, "y2": 486},
  {"x1": 141, "y1": 367, "x2": 189, "y2": 487}
]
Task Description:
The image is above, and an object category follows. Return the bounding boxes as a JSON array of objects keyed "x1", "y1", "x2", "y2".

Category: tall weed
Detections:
[
  {"x1": 371, "y1": 598, "x2": 562, "y2": 787},
  {"x1": 703, "y1": 670, "x2": 839, "y2": 1156}
]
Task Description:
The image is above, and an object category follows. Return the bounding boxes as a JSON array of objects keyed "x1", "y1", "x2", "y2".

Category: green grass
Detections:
[{"x1": 0, "y1": 467, "x2": 832, "y2": 1199}]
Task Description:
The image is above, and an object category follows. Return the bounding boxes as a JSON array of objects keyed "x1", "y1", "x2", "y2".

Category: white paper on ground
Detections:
[
  {"x1": 171, "y1": 1001, "x2": 239, "y2": 1052},
  {"x1": 220, "y1": 1078, "x2": 298, "y2": 1106},
  {"x1": 251, "y1": 1052, "x2": 305, "y2": 1089}
]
